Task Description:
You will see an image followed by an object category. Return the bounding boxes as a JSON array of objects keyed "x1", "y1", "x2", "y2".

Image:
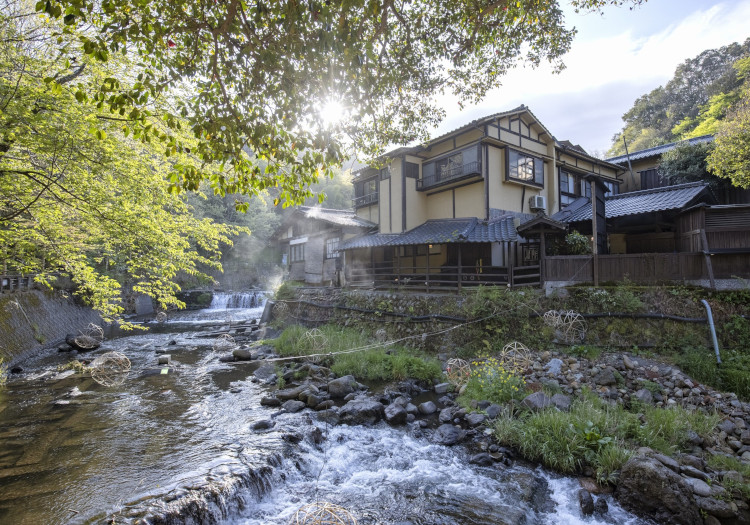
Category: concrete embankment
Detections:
[{"x1": 0, "y1": 290, "x2": 101, "y2": 366}]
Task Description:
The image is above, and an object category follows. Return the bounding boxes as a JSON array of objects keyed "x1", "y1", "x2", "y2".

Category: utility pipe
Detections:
[{"x1": 701, "y1": 299, "x2": 722, "y2": 365}]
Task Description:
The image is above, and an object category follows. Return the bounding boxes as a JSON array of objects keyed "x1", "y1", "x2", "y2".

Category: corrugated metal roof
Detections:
[
  {"x1": 553, "y1": 182, "x2": 710, "y2": 223},
  {"x1": 298, "y1": 206, "x2": 376, "y2": 228},
  {"x1": 339, "y1": 217, "x2": 518, "y2": 250},
  {"x1": 606, "y1": 135, "x2": 714, "y2": 165}
]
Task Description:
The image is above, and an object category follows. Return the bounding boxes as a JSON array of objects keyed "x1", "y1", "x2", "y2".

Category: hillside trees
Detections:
[
  {"x1": 0, "y1": 2, "x2": 244, "y2": 321},
  {"x1": 39, "y1": 0, "x2": 645, "y2": 206},
  {"x1": 608, "y1": 39, "x2": 750, "y2": 156}
]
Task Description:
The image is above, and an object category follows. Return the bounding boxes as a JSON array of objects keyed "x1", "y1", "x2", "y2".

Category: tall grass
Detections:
[{"x1": 492, "y1": 392, "x2": 718, "y2": 483}]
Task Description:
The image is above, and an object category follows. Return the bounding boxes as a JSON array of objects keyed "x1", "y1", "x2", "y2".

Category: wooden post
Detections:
[
  {"x1": 457, "y1": 244, "x2": 463, "y2": 293},
  {"x1": 509, "y1": 242, "x2": 515, "y2": 288},
  {"x1": 425, "y1": 245, "x2": 431, "y2": 293},
  {"x1": 700, "y1": 228, "x2": 716, "y2": 290},
  {"x1": 591, "y1": 180, "x2": 599, "y2": 286},
  {"x1": 539, "y1": 228, "x2": 546, "y2": 289}
]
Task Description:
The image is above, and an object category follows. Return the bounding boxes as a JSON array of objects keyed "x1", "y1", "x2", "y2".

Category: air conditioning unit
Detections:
[{"x1": 529, "y1": 195, "x2": 546, "y2": 211}]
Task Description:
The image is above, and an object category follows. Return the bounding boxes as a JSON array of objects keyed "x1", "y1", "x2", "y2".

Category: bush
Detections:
[
  {"x1": 677, "y1": 348, "x2": 750, "y2": 401},
  {"x1": 274, "y1": 281, "x2": 303, "y2": 301},
  {"x1": 459, "y1": 355, "x2": 527, "y2": 405},
  {"x1": 565, "y1": 230, "x2": 592, "y2": 255}
]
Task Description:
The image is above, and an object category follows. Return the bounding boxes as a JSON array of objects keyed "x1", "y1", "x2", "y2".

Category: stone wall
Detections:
[{"x1": 0, "y1": 290, "x2": 101, "y2": 366}]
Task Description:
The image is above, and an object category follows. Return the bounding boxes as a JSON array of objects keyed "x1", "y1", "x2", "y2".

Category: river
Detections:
[{"x1": 0, "y1": 293, "x2": 649, "y2": 524}]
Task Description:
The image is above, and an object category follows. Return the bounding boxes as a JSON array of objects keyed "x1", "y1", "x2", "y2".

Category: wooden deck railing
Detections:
[{"x1": 347, "y1": 263, "x2": 541, "y2": 291}]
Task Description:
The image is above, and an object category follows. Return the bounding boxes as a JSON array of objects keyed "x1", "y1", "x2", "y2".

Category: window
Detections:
[
  {"x1": 419, "y1": 145, "x2": 481, "y2": 190},
  {"x1": 325, "y1": 238, "x2": 340, "y2": 259},
  {"x1": 602, "y1": 180, "x2": 618, "y2": 196},
  {"x1": 290, "y1": 243, "x2": 305, "y2": 262},
  {"x1": 404, "y1": 162, "x2": 419, "y2": 179},
  {"x1": 560, "y1": 170, "x2": 618, "y2": 206},
  {"x1": 379, "y1": 167, "x2": 390, "y2": 180},
  {"x1": 507, "y1": 149, "x2": 544, "y2": 186}
]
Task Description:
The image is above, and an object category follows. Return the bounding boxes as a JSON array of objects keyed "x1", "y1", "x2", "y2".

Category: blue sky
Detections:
[{"x1": 432, "y1": 0, "x2": 750, "y2": 157}]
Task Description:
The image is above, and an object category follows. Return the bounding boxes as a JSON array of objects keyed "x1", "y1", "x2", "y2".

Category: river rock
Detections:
[
  {"x1": 439, "y1": 406, "x2": 459, "y2": 423},
  {"x1": 282, "y1": 400, "x2": 306, "y2": 413},
  {"x1": 521, "y1": 392, "x2": 553, "y2": 411},
  {"x1": 328, "y1": 375, "x2": 358, "y2": 398},
  {"x1": 251, "y1": 419, "x2": 275, "y2": 431},
  {"x1": 616, "y1": 456, "x2": 702, "y2": 524},
  {"x1": 432, "y1": 424, "x2": 466, "y2": 446},
  {"x1": 339, "y1": 399, "x2": 384, "y2": 425},
  {"x1": 593, "y1": 367, "x2": 617, "y2": 386},
  {"x1": 578, "y1": 489, "x2": 594, "y2": 515},
  {"x1": 550, "y1": 393, "x2": 572, "y2": 411},
  {"x1": 253, "y1": 364, "x2": 277, "y2": 381},
  {"x1": 276, "y1": 385, "x2": 308, "y2": 401},
  {"x1": 232, "y1": 348, "x2": 254, "y2": 360},
  {"x1": 485, "y1": 404, "x2": 503, "y2": 419},
  {"x1": 384, "y1": 403, "x2": 408, "y2": 425},
  {"x1": 260, "y1": 396, "x2": 281, "y2": 407},
  {"x1": 694, "y1": 496, "x2": 737, "y2": 519},
  {"x1": 469, "y1": 453, "x2": 493, "y2": 467},
  {"x1": 633, "y1": 388, "x2": 653, "y2": 404},
  {"x1": 434, "y1": 382, "x2": 451, "y2": 394},
  {"x1": 418, "y1": 401, "x2": 437, "y2": 415},
  {"x1": 594, "y1": 497, "x2": 608, "y2": 515},
  {"x1": 65, "y1": 333, "x2": 100, "y2": 351},
  {"x1": 684, "y1": 477, "x2": 711, "y2": 497},
  {"x1": 465, "y1": 413, "x2": 486, "y2": 427},
  {"x1": 545, "y1": 358, "x2": 564, "y2": 375}
]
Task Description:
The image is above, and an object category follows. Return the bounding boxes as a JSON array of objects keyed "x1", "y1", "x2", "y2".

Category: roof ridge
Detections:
[
  {"x1": 606, "y1": 135, "x2": 714, "y2": 162},
  {"x1": 608, "y1": 182, "x2": 707, "y2": 200}
]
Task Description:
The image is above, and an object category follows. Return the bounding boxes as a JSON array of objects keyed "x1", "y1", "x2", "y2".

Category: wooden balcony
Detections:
[{"x1": 417, "y1": 161, "x2": 482, "y2": 191}]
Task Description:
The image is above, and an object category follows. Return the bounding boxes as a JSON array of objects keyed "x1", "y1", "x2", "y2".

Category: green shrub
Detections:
[
  {"x1": 195, "y1": 292, "x2": 212, "y2": 306},
  {"x1": 275, "y1": 281, "x2": 303, "y2": 301},
  {"x1": 720, "y1": 315, "x2": 750, "y2": 350},
  {"x1": 565, "y1": 230, "x2": 592, "y2": 255},
  {"x1": 677, "y1": 348, "x2": 750, "y2": 401},
  {"x1": 459, "y1": 355, "x2": 528, "y2": 405}
]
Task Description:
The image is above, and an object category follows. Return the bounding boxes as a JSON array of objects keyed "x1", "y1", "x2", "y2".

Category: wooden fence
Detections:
[
  {"x1": 544, "y1": 252, "x2": 750, "y2": 284},
  {"x1": 347, "y1": 263, "x2": 540, "y2": 291}
]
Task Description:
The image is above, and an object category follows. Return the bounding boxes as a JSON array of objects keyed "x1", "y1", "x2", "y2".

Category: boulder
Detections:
[
  {"x1": 485, "y1": 404, "x2": 503, "y2": 419},
  {"x1": 694, "y1": 496, "x2": 737, "y2": 519},
  {"x1": 282, "y1": 400, "x2": 306, "y2": 413},
  {"x1": 633, "y1": 388, "x2": 653, "y2": 404},
  {"x1": 339, "y1": 399, "x2": 384, "y2": 425},
  {"x1": 593, "y1": 367, "x2": 617, "y2": 386},
  {"x1": 545, "y1": 358, "x2": 564, "y2": 375},
  {"x1": 260, "y1": 396, "x2": 281, "y2": 407},
  {"x1": 418, "y1": 401, "x2": 437, "y2": 415},
  {"x1": 439, "y1": 406, "x2": 460, "y2": 424},
  {"x1": 469, "y1": 453, "x2": 493, "y2": 467},
  {"x1": 465, "y1": 413, "x2": 486, "y2": 427},
  {"x1": 578, "y1": 489, "x2": 594, "y2": 516},
  {"x1": 550, "y1": 393, "x2": 572, "y2": 412},
  {"x1": 328, "y1": 375, "x2": 358, "y2": 399},
  {"x1": 232, "y1": 348, "x2": 254, "y2": 360},
  {"x1": 276, "y1": 385, "x2": 308, "y2": 401},
  {"x1": 616, "y1": 456, "x2": 702, "y2": 525},
  {"x1": 434, "y1": 382, "x2": 451, "y2": 394},
  {"x1": 593, "y1": 497, "x2": 608, "y2": 515},
  {"x1": 65, "y1": 333, "x2": 100, "y2": 351},
  {"x1": 384, "y1": 403, "x2": 408, "y2": 425},
  {"x1": 521, "y1": 392, "x2": 553, "y2": 411},
  {"x1": 432, "y1": 424, "x2": 466, "y2": 446},
  {"x1": 251, "y1": 419, "x2": 275, "y2": 431}
]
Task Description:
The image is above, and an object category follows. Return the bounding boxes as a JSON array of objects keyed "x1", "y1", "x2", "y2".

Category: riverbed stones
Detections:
[
  {"x1": 616, "y1": 456, "x2": 702, "y2": 525},
  {"x1": 384, "y1": 403, "x2": 408, "y2": 425},
  {"x1": 439, "y1": 406, "x2": 459, "y2": 424},
  {"x1": 521, "y1": 392, "x2": 553, "y2": 411},
  {"x1": 545, "y1": 358, "x2": 563, "y2": 375},
  {"x1": 633, "y1": 388, "x2": 653, "y2": 404},
  {"x1": 434, "y1": 382, "x2": 451, "y2": 394},
  {"x1": 550, "y1": 393, "x2": 572, "y2": 411},
  {"x1": 339, "y1": 399, "x2": 384, "y2": 425},
  {"x1": 593, "y1": 497, "x2": 608, "y2": 515},
  {"x1": 593, "y1": 367, "x2": 617, "y2": 386},
  {"x1": 275, "y1": 385, "x2": 308, "y2": 401},
  {"x1": 485, "y1": 404, "x2": 503, "y2": 419},
  {"x1": 418, "y1": 401, "x2": 437, "y2": 415},
  {"x1": 432, "y1": 424, "x2": 466, "y2": 446},
  {"x1": 253, "y1": 364, "x2": 277, "y2": 381},
  {"x1": 327, "y1": 375, "x2": 359, "y2": 398},
  {"x1": 469, "y1": 453, "x2": 493, "y2": 467},
  {"x1": 250, "y1": 419, "x2": 275, "y2": 431},
  {"x1": 232, "y1": 348, "x2": 253, "y2": 360},
  {"x1": 465, "y1": 413, "x2": 486, "y2": 427},
  {"x1": 282, "y1": 400, "x2": 306, "y2": 413}
]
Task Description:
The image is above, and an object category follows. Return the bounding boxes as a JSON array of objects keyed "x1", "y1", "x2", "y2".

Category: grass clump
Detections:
[
  {"x1": 707, "y1": 455, "x2": 750, "y2": 500},
  {"x1": 331, "y1": 349, "x2": 442, "y2": 382},
  {"x1": 676, "y1": 348, "x2": 750, "y2": 401},
  {"x1": 274, "y1": 281, "x2": 304, "y2": 301},
  {"x1": 492, "y1": 392, "x2": 719, "y2": 484},
  {"x1": 271, "y1": 324, "x2": 441, "y2": 382}
]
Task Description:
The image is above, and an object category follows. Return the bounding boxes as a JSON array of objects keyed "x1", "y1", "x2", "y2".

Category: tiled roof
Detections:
[
  {"x1": 339, "y1": 217, "x2": 518, "y2": 250},
  {"x1": 552, "y1": 182, "x2": 710, "y2": 223},
  {"x1": 606, "y1": 135, "x2": 714, "y2": 165},
  {"x1": 298, "y1": 206, "x2": 376, "y2": 228}
]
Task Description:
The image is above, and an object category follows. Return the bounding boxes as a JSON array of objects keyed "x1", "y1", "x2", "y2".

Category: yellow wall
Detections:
[
  {"x1": 454, "y1": 184, "x2": 485, "y2": 218},
  {"x1": 425, "y1": 190, "x2": 454, "y2": 220},
  {"x1": 405, "y1": 177, "x2": 426, "y2": 230},
  {"x1": 379, "y1": 177, "x2": 391, "y2": 233}
]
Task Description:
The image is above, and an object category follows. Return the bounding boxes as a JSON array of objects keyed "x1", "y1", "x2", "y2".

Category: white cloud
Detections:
[{"x1": 431, "y1": 1, "x2": 750, "y2": 154}]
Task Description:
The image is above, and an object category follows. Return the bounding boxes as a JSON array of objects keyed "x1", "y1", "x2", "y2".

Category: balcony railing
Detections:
[
  {"x1": 417, "y1": 161, "x2": 482, "y2": 191},
  {"x1": 353, "y1": 192, "x2": 379, "y2": 207}
]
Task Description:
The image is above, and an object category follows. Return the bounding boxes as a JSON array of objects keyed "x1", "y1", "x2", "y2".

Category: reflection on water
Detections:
[{"x1": 0, "y1": 302, "x2": 281, "y2": 525}]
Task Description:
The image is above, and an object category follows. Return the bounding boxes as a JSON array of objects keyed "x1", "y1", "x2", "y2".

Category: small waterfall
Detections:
[{"x1": 210, "y1": 292, "x2": 266, "y2": 309}]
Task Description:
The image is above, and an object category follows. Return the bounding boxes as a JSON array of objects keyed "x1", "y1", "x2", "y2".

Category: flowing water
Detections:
[{"x1": 0, "y1": 293, "x2": 650, "y2": 525}]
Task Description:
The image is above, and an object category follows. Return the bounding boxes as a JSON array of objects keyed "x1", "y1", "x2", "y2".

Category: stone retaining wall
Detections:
[{"x1": 0, "y1": 290, "x2": 101, "y2": 366}]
